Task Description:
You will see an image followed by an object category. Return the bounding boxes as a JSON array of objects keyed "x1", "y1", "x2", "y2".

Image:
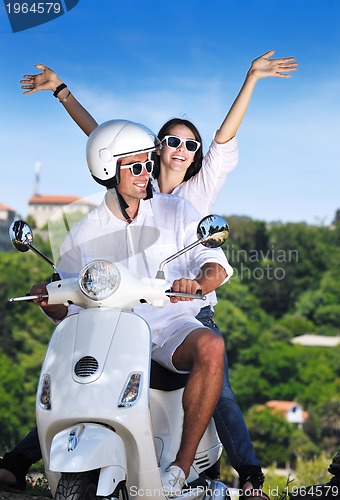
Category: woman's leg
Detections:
[{"x1": 0, "y1": 427, "x2": 42, "y2": 491}]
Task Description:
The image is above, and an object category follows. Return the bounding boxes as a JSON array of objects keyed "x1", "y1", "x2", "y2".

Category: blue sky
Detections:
[{"x1": 1, "y1": 0, "x2": 339, "y2": 225}]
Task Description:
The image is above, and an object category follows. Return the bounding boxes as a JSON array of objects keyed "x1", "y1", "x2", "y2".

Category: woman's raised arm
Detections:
[
  {"x1": 20, "y1": 64, "x2": 98, "y2": 136},
  {"x1": 215, "y1": 50, "x2": 298, "y2": 144}
]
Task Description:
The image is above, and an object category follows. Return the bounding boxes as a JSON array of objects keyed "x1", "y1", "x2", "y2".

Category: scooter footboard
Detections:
[{"x1": 50, "y1": 423, "x2": 127, "y2": 477}]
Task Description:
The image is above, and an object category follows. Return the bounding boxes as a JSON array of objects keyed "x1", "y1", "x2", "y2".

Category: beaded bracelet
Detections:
[{"x1": 59, "y1": 90, "x2": 71, "y2": 104}]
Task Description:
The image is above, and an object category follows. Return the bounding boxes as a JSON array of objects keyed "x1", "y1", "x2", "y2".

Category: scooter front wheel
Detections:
[
  {"x1": 55, "y1": 471, "x2": 100, "y2": 500},
  {"x1": 55, "y1": 471, "x2": 129, "y2": 500}
]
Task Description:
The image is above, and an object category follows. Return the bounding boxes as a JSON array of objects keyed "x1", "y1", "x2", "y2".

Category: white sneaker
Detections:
[{"x1": 162, "y1": 465, "x2": 186, "y2": 497}]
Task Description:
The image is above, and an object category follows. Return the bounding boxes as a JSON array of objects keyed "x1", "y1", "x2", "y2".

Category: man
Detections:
[{"x1": 1, "y1": 120, "x2": 233, "y2": 496}]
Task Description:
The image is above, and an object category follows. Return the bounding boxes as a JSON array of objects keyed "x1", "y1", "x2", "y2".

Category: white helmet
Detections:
[{"x1": 86, "y1": 119, "x2": 161, "y2": 187}]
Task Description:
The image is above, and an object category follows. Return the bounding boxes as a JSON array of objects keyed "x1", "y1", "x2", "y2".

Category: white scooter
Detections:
[{"x1": 9, "y1": 215, "x2": 230, "y2": 500}]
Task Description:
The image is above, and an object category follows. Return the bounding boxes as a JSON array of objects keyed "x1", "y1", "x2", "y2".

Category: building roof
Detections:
[
  {"x1": 266, "y1": 400, "x2": 309, "y2": 421},
  {"x1": 0, "y1": 202, "x2": 15, "y2": 211},
  {"x1": 291, "y1": 334, "x2": 340, "y2": 347},
  {"x1": 28, "y1": 195, "x2": 87, "y2": 205},
  {"x1": 266, "y1": 400, "x2": 300, "y2": 411}
]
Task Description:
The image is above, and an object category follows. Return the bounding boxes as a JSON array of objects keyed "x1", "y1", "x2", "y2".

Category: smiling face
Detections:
[
  {"x1": 158, "y1": 124, "x2": 198, "y2": 179},
  {"x1": 117, "y1": 153, "x2": 150, "y2": 205}
]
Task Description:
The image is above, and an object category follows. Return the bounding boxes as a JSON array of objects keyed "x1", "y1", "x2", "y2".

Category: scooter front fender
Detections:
[{"x1": 50, "y1": 423, "x2": 127, "y2": 478}]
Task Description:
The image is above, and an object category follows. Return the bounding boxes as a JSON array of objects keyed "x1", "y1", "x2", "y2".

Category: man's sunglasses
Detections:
[
  {"x1": 162, "y1": 135, "x2": 201, "y2": 153},
  {"x1": 120, "y1": 160, "x2": 154, "y2": 176}
]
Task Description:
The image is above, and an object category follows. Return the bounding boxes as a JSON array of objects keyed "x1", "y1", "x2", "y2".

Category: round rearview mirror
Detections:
[
  {"x1": 9, "y1": 220, "x2": 33, "y2": 252},
  {"x1": 197, "y1": 215, "x2": 229, "y2": 248}
]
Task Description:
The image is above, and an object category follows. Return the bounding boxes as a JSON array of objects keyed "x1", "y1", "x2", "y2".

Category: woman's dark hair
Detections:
[{"x1": 152, "y1": 118, "x2": 203, "y2": 182}]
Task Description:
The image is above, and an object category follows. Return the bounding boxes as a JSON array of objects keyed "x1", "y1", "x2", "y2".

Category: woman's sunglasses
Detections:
[
  {"x1": 120, "y1": 160, "x2": 154, "y2": 177},
  {"x1": 162, "y1": 135, "x2": 201, "y2": 153}
]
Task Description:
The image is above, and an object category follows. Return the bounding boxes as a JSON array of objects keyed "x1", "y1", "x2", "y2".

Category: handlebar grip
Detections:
[
  {"x1": 165, "y1": 289, "x2": 206, "y2": 300},
  {"x1": 8, "y1": 294, "x2": 49, "y2": 302}
]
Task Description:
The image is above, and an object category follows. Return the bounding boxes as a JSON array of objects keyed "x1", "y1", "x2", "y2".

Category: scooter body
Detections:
[
  {"x1": 37, "y1": 306, "x2": 224, "y2": 499},
  {"x1": 8, "y1": 217, "x2": 231, "y2": 500}
]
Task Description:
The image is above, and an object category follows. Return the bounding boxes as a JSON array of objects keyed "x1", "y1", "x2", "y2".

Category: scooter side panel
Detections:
[
  {"x1": 150, "y1": 388, "x2": 184, "y2": 469},
  {"x1": 150, "y1": 389, "x2": 222, "y2": 483}
]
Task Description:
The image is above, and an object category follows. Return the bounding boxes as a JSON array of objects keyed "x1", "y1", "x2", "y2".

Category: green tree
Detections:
[
  {"x1": 224, "y1": 216, "x2": 270, "y2": 259},
  {"x1": 270, "y1": 315, "x2": 315, "y2": 342},
  {"x1": 332, "y1": 209, "x2": 340, "y2": 225},
  {"x1": 0, "y1": 251, "x2": 55, "y2": 449},
  {"x1": 254, "y1": 223, "x2": 330, "y2": 317},
  {"x1": 294, "y1": 254, "x2": 340, "y2": 332},
  {"x1": 0, "y1": 354, "x2": 29, "y2": 452},
  {"x1": 245, "y1": 405, "x2": 294, "y2": 467},
  {"x1": 320, "y1": 398, "x2": 340, "y2": 436},
  {"x1": 319, "y1": 398, "x2": 340, "y2": 454},
  {"x1": 215, "y1": 276, "x2": 272, "y2": 364},
  {"x1": 293, "y1": 453, "x2": 333, "y2": 488},
  {"x1": 290, "y1": 427, "x2": 319, "y2": 462}
]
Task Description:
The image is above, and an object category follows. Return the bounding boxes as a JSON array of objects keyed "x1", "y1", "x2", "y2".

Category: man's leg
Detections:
[
  {"x1": 196, "y1": 306, "x2": 260, "y2": 471},
  {"x1": 170, "y1": 328, "x2": 225, "y2": 477}
]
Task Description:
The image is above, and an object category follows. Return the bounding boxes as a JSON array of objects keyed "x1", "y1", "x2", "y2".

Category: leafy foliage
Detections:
[
  {"x1": 245, "y1": 405, "x2": 293, "y2": 466},
  {"x1": 0, "y1": 250, "x2": 54, "y2": 451},
  {"x1": 217, "y1": 216, "x2": 340, "y2": 465},
  {"x1": 0, "y1": 215, "x2": 339, "y2": 466},
  {"x1": 293, "y1": 453, "x2": 333, "y2": 487}
]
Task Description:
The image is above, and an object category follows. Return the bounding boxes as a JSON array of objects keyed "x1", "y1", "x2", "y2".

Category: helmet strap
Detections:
[
  {"x1": 144, "y1": 179, "x2": 153, "y2": 200},
  {"x1": 115, "y1": 189, "x2": 132, "y2": 224}
]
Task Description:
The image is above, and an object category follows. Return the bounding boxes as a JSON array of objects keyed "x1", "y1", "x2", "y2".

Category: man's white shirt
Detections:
[{"x1": 58, "y1": 191, "x2": 233, "y2": 346}]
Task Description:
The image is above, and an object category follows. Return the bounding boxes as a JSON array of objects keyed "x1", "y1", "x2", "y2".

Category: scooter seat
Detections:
[{"x1": 150, "y1": 360, "x2": 189, "y2": 391}]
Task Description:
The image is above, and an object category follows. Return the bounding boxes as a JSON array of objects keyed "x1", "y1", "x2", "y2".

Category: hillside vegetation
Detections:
[{"x1": 1, "y1": 216, "x2": 339, "y2": 468}]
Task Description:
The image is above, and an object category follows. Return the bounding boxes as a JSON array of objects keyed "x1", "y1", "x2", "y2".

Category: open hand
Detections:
[
  {"x1": 20, "y1": 64, "x2": 63, "y2": 94},
  {"x1": 249, "y1": 50, "x2": 298, "y2": 79}
]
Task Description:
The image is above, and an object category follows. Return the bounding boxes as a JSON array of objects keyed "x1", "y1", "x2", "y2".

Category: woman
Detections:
[{"x1": 4, "y1": 50, "x2": 296, "y2": 498}]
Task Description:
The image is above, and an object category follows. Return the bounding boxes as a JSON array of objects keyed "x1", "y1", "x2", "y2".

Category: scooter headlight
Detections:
[{"x1": 79, "y1": 260, "x2": 121, "y2": 301}]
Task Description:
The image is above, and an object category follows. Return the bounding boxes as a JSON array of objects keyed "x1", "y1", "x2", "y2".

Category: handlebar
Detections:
[
  {"x1": 165, "y1": 290, "x2": 206, "y2": 300},
  {"x1": 9, "y1": 291, "x2": 206, "y2": 303},
  {"x1": 8, "y1": 294, "x2": 48, "y2": 303}
]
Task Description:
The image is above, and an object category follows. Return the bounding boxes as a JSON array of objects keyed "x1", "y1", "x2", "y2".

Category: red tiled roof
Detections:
[
  {"x1": 266, "y1": 401, "x2": 297, "y2": 411},
  {"x1": 266, "y1": 400, "x2": 309, "y2": 420},
  {"x1": 0, "y1": 202, "x2": 15, "y2": 211},
  {"x1": 29, "y1": 195, "x2": 83, "y2": 205}
]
